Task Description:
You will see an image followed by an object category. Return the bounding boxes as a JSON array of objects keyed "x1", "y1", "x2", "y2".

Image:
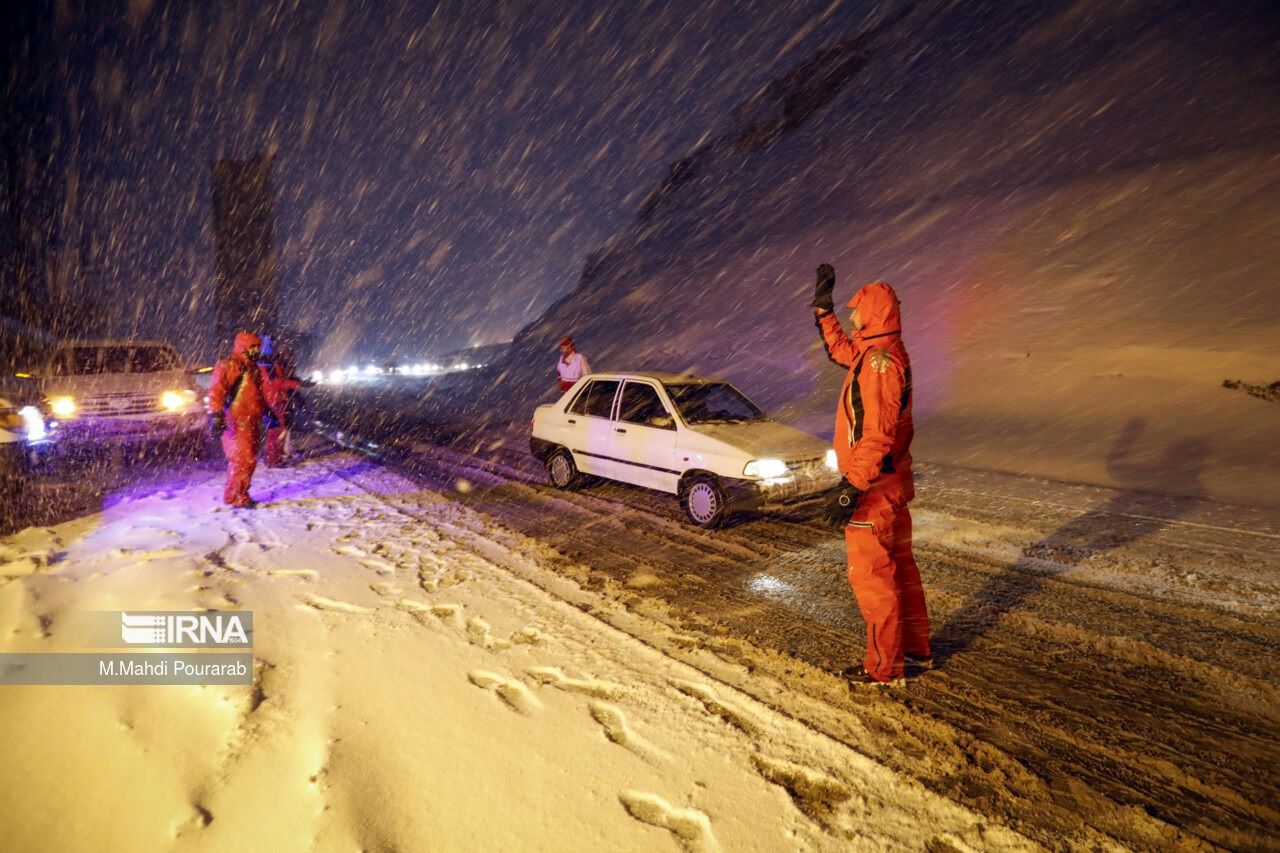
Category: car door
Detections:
[
  {"x1": 610, "y1": 380, "x2": 680, "y2": 492},
  {"x1": 566, "y1": 378, "x2": 621, "y2": 479}
]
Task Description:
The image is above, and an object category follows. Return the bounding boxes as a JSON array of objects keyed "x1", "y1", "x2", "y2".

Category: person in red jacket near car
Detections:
[
  {"x1": 812, "y1": 265, "x2": 931, "y2": 685},
  {"x1": 209, "y1": 331, "x2": 269, "y2": 508}
]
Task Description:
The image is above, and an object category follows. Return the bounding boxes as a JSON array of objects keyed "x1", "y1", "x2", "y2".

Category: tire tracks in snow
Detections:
[{"x1": 309, "y1": 424, "x2": 1280, "y2": 850}]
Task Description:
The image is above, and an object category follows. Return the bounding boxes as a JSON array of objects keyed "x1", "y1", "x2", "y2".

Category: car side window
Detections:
[
  {"x1": 574, "y1": 379, "x2": 619, "y2": 419},
  {"x1": 618, "y1": 382, "x2": 675, "y2": 429},
  {"x1": 566, "y1": 381, "x2": 594, "y2": 415}
]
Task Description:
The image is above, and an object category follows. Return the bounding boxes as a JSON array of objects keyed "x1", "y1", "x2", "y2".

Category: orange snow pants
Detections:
[
  {"x1": 844, "y1": 486, "x2": 931, "y2": 680},
  {"x1": 221, "y1": 419, "x2": 262, "y2": 506}
]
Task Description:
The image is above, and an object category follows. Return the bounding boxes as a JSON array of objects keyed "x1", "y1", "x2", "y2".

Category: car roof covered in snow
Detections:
[{"x1": 588, "y1": 371, "x2": 720, "y2": 385}]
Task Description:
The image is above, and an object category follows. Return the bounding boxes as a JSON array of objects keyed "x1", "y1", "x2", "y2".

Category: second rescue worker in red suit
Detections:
[
  {"x1": 261, "y1": 351, "x2": 303, "y2": 468},
  {"x1": 811, "y1": 264, "x2": 931, "y2": 685},
  {"x1": 209, "y1": 331, "x2": 269, "y2": 508}
]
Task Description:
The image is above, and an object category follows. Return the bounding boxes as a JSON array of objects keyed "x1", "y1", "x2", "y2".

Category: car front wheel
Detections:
[
  {"x1": 681, "y1": 474, "x2": 728, "y2": 528},
  {"x1": 546, "y1": 448, "x2": 582, "y2": 490}
]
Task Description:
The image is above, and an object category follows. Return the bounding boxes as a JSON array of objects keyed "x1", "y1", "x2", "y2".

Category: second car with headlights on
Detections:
[
  {"x1": 530, "y1": 371, "x2": 841, "y2": 528},
  {"x1": 30, "y1": 340, "x2": 207, "y2": 451}
]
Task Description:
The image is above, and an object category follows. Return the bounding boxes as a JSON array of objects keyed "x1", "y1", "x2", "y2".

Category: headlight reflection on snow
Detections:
[
  {"x1": 19, "y1": 406, "x2": 46, "y2": 442},
  {"x1": 746, "y1": 573, "x2": 798, "y2": 598}
]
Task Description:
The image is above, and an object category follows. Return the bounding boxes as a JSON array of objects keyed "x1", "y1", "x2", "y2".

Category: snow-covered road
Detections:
[
  {"x1": 355, "y1": 421, "x2": 1280, "y2": 850},
  {"x1": 1, "y1": 444, "x2": 1034, "y2": 851},
  {"x1": 2, "y1": 427, "x2": 1277, "y2": 850}
]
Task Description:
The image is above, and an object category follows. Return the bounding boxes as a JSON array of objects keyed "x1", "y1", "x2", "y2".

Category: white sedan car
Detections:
[{"x1": 530, "y1": 372, "x2": 841, "y2": 527}]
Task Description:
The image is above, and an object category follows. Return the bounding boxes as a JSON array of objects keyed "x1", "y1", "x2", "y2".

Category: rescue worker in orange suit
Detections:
[
  {"x1": 811, "y1": 264, "x2": 931, "y2": 684},
  {"x1": 209, "y1": 331, "x2": 269, "y2": 508},
  {"x1": 261, "y1": 349, "x2": 304, "y2": 468}
]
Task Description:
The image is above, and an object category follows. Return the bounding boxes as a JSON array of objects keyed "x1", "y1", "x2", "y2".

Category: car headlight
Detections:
[
  {"x1": 48, "y1": 396, "x2": 77, "y2": 418},
  {"x1": 160, "y1": 389, "x2": 197, "y2": 411},
  {"x1": 744, "y1": 458, "x2": 788, "y2": 479},
  {"x1": 825, "y1": 448, "x2": 839, "y2": 472}
]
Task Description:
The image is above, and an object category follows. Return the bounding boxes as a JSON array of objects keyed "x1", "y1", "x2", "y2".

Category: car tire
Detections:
[
  {"x1": 546, "y1": 448, "x2": 582, "y2": 490},
  {"x1": 681, "y1": 473, "x2": 728, "y2": 528}
]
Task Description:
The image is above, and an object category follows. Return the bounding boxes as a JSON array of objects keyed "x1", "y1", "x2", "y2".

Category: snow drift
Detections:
[{"x1": 482, "y1": 0, "x2": 1280, "y2": 507}]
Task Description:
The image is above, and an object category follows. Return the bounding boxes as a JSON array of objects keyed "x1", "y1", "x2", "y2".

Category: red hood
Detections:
[
  {"x1": 232, "y1": 331, "x2": 262, "y2": 356},
  {"x1": 847, "y1": 282, "x2": 901, "y2": 340}
]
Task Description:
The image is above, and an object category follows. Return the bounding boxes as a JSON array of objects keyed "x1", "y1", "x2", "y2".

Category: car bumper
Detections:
[
  {"x1": 723, "y1": 469, "x2": 842, "y2": 511},
  {"x1": 54, "y1": 411, "x2": 207, "y2": 444},
  {"x1": 529, "y1": 436, "x2": 555, "y2": 462}
]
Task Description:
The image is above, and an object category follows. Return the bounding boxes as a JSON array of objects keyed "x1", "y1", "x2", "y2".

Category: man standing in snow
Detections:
[
  {"x1": 209, "y1": 331, "x2": 270, "y2": 508},
  {"x1": 811, "y1": 264, "x2": 931, "y2": 685},
  {"x1": 556, "y1": 336, "x2": 591, "y2": 393}
]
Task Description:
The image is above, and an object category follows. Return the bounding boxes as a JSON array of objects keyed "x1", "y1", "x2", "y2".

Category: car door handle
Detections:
[
  {"x1": 567, "y1": 418, "x2": 576, "y2": 424},
  {"x1": 615, "y1": 427, "x2": 626, "y2": 433}
]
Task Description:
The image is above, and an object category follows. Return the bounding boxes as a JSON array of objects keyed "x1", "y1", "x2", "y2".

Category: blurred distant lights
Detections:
[{"x1": 313, "y1": 361, "x2": 455, "y2": 384}]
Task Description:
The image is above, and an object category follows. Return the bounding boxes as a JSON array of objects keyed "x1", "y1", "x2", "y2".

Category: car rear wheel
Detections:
[
  {"x1": 681, "y1": 473, "x2": 728, "y2": 528},
  {"x1": 546, "y1": 448, "x2": 582, "y2": 490}
]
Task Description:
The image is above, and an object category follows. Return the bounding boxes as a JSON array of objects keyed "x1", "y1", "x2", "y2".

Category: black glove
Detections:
[
  {"x1": 820, "y1": 483, "x2": 864, "y2": 526},
  {"x1": 811, "y1": 264, "x2": 835, "y2": 313},
  {"x1": 212, "y1": 412, "x2": 227, "y2": 438}
]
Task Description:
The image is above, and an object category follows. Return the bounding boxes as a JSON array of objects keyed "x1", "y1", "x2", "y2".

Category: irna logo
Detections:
[{"x1": 120, "y1": 612, "x2": 252, "y2": 647}]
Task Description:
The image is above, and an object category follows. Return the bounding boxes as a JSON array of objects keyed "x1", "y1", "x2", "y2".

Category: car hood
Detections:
[
  {"x1": 688, "y1": 419, "x2": 828, "y2": 461},
  {"x1": 42, "y1": 370, "x2": 190, "y2": 396}
]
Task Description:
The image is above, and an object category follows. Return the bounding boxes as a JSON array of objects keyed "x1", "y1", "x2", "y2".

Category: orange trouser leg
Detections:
[
  {"x1": 845, "y1": 491, "x2": 904, "y2": 680},
  {"x1": 221, "y1": 422, "x2": 260, "y2": 506},
  {"x1": 891, "y1": 506, "x2": 931, "y2": 659},
  {"x1": 265, "y1": 427, "x2": 287, "y2": 467}
]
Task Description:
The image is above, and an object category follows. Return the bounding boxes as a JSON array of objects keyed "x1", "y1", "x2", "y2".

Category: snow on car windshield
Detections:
[
  {"x1": 53, "y1": 346, "x2": 182, "y2": 376},
  {"x1": 665, "y1": 382, "x2": 766, "y2": 424}
]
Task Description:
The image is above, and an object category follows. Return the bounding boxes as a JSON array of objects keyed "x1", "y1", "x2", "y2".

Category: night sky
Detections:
[{"x1": 49, "y1": 0, "x2": 884, "y2": 361}]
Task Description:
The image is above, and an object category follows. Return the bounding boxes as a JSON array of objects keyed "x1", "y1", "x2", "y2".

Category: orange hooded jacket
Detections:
[
  {"x1": 816, "y1": 282, "x2": 914, "y2": 495},
  {"x1": 209, "y1": 332, "x2": 268, "y2": 425}
]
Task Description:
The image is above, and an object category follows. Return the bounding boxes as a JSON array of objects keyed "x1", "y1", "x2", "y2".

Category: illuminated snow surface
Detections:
[
  {"x1": 2, "y1": 431, "x2": 1278, "y2": 850},
  {"x1": 0, "y1": 447, "x2": 1035, "y2": 852}
]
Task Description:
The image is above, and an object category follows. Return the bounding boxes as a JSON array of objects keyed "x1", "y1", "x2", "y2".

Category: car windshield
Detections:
[
  {"x1": 53, "y1": 346, "x2": 182, "y2": 376},
  {"x1": 665, "y1": 382, "x2": 767, "y2": 424}
]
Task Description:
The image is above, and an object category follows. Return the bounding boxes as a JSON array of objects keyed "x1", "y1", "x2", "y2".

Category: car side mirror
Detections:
[{"x1": 649, "y1": 415, "x2": 675, "y2": 430}]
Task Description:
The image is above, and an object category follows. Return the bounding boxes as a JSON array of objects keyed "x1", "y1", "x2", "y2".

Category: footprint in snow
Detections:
[
  {"x1": 467, "y1": 670, "x2": 541, "y2": 715},
  {"x1": 674, "y1": 681, "x2": 762, "y2": 736},
  {"x1": 359, "y1": 557, "x2": 396, "y2": 575},
  {"x1": 395, "y1": 599, "x2": 462, "y2": 628},
  {"x1": 749, "y1": 755, "x2": 856, "y2": 833},
  {"x1": 528, "y1": 666, "x2": 628, "y2": 700},
  {"x1": 618, "y1": 791, "x2": 719, "y2": 852},
  {"x1": 268, "y1": 569, "x2": 317, "y2": 580},
  {"x1": 590, "y1": 702, "x2": 667, "y2": 764},
  {"x1": 303, "y1": 595, "x2": 372, "y2": 614}
]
